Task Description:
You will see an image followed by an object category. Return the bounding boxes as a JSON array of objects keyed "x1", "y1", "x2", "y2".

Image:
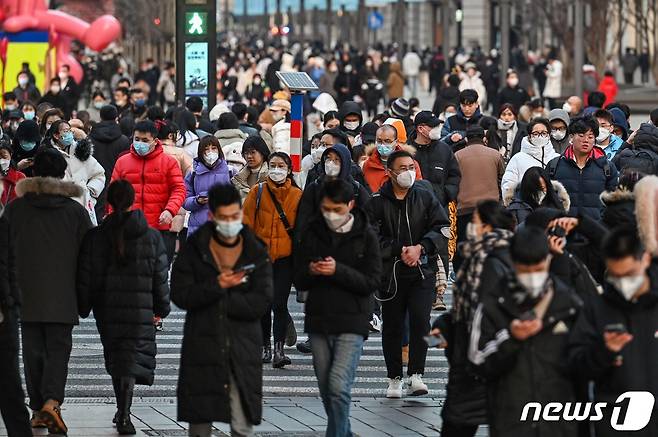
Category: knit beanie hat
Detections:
[{"x1": 390, "y1": 98, "x2": 410, "y2": 118}]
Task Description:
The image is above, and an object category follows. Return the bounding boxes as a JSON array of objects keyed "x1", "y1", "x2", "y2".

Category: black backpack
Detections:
[{"x1": 615, "y1": 148, "x2": 658, "y2": 176}]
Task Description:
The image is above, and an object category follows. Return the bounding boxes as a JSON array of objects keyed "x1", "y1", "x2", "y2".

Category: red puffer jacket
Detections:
[
  {"x1": 1, "y1": 167, "x2": 26, "y2": 206},
  {"x1": 111, "y1": 142, "x2": 185, "y2": 230}
]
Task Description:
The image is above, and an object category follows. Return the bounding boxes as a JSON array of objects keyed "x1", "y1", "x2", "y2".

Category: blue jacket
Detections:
[
  {"x1": 440, "y1": 108, "x2": 483, "y2": 148},
  {"x1": 601, "y1": 134, "x2": 623, "y2": 160},
  {"x1": 547, "y1": 151, "x2": 618, "y2": 220},
  {"x1": 184, "y1": 159, "x2": 231, "y2": 236}
]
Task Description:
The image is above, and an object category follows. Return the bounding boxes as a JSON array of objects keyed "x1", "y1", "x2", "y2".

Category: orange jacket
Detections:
[
  {"x1": 597, "y1": 76, "x2": 618, "y2": 107},
  {"x1": 362, "y1": 145, "x2": 423, "y2": 193},
  {"x1": 243, "y1": 178, "x2": 302, "y2": 262}
]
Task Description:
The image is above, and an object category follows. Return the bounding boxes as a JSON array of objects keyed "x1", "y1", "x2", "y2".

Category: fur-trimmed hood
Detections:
[
  {"x1": 502, "y1": 179, "x2": 570, "y2": 211},
  {"x1": 15, "y1": 177, "x2": 84, "y2": 199},
  {"x1": 634, "y1": 175, "x2": 658, "y2": 256},
  {"x1": 600, "y1": 187, "x2": 635, "y2": 205}
]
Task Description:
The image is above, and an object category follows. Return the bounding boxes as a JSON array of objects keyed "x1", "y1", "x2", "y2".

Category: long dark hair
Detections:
[
  {"x1": 268, "y1": 151, "x2": 300, "y2": 189},
  {"x1": 476, "y1": 199, "x2": 516, "y2": 231},
  {"x1": 519, "y1": 167, "x2": 561, "y2": 209},
  {"x1": 107, "y1": 180, "x2": 135, "y2": 264}
]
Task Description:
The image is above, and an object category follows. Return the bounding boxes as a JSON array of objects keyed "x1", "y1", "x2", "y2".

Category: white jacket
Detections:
[
  {"x1": 57, "y1": 141, "x2": 106, "y2": 226},
  {"x1": 402, "y1": 52, "x2": 422, "y2": 77},
  {"x1": 543, "y1": 60, "x2": 563, "y2": 98},
  {"x1": 271, "y1": 120, "x2": 291, "y2": 155},
  {"x1": 501, "y1": 137, "x2": 559, "y2": 194}
]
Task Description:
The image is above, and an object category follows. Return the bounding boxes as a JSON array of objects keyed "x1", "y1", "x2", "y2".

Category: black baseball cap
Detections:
[{"x1": 414, "y1": 111, "x2": 441, "y2": 127}]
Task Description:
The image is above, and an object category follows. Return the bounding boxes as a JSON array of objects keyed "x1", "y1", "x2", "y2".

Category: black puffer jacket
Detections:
[
  {"x1": 411, "y1": 139, "x2": 461, "y2": 205},
  {"x1": 568, "y1": 266, "x2": 658, "y2": 437},
  {"x1": 364, "y1": 180, "x2": 449, "y2": 287},
  {"x1": 0, "y1": 212, "x2": 20, "y2": 320},
  {"x1": 613, "y1": 122, "x2": 658, "y2": 175},
  {"x1": 600, "y1": 187, "x2": 635, "y2": 229},
  {"x1": 89, "y1": 121, "x2": 131, "y2": 217},
  {"x1": 77, "y1": 210, "x2": 171, "y2": 385},
  {"x1": 294, "y1": 208, "x2": 382, "y2": 337},
  {"x1": 470, "y1": 276, "x2": 582, "y2": 437},
  {"x1": 171, "y1": 223, "x2": 273, "y2": 425},
  {"x1": 433, "y1": 247, "x2": 512, "y2": 426},
  {"x1": 5, "y1": 177, "x2": 91, "y2": 324}
]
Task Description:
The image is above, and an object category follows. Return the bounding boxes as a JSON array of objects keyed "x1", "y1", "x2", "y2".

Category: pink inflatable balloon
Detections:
[{"x1": 84, "y1": 15, "x2": 122, "y2": 52}]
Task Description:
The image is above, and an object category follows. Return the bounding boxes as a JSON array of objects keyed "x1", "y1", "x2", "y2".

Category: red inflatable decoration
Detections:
[{"x1": 0, "y1": 0, "x2": 122, "y2": 84}]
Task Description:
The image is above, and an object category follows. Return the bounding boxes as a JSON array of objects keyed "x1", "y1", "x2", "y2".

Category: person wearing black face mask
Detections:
[
  {"x1": 569, "y1": 227, "x2": 658, "y2": 437},
  {"x1": 469, "y1": 226, "x2": 581, "y2": 437}
]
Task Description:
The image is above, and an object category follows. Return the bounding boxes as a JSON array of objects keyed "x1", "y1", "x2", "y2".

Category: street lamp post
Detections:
[
  {"x1": 574, "y1": 0, "x2": 584, "y2": 98},
  {"x1": 500, "y1": 0, "x2": 511, "y2": 87},
  {"x1": 442, "y1": 0, "x2": 451, "y2": 61}
]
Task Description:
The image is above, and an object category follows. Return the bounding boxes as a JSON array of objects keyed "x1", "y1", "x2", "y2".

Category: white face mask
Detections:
[
  {"x1": 311, "y1": 146, "x2": 326, "y2": 164},
  {"x1": 507, "y1": 77, "x2": 519, "y2": 87},
  {"x1": 466, "y1": 222, "x2": 481, "y2": 241},
  {"x1": 517, "y1": 271, "x2": 549, "y2": 298},
  {"x1": 204, "y1": 151, "x2": 219, "y2": 165},
  {"x1": 608, "y1": 274, "x2": 645, "y2": 301},
  {"x1": 429, "y1": 126, "x2": 442, "y2": 140},
  {"x1": 396, "y1": 169, "x2": 415, "y2": 188},
  {"x1": 344, "y1": 65, "x2": 353, "y2": 73},
  {"x1": 443, "y1": 111, "x2": 456, "y2": 120},
  {"x1": 268, "y1": 167, "x2": 288, "y2": 183},
  {"x1": 324, "y1": 160, "x2": 341, "y2": 177},
  {"x1": 562, "y1": 102, "x2": 572, "y2": 113},
  {"x1": 498, "y1": 119, "x2": 515, "y2": 130},
  {"x1": 214, "y1": 219, "x2": 243, "y2": 238},
  {"x1": 535, "y1": 190, "x2": 546, "y2": 204},
  {"x1": 0, "y1": 158, "x2": 9, "y2": 172},
  {"x1": 596, "y1": 127, "x2": 611, "y2": 143},
  {"x1": 343, "y1": 121, "x2": 360, "y2": 131},
  {"x1": 551, "y1": 130, "x2": 567, "y2": 141},
  {"x1": 322, "y1": 211, "x2": 351, "y2": 231},
  {"x1": 531, "y1": 135, "x2": 551, "y2": 148}
]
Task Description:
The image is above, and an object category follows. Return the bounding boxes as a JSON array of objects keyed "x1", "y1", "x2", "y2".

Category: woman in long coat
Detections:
[{"x1": 78, "y1": 180, "x2": 171, "y2": 435}]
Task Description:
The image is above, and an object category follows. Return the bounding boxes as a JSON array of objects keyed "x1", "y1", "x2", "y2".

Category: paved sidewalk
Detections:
[{"x1": 1, "y1": 397, "x2": 489, "y2": 436}]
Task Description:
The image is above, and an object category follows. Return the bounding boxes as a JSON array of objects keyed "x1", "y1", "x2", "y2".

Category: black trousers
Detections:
[
  {"x1": 160, "y1": 230, "x2": 178, "y2": 267},
  {"x1": 0, "y1": 314, "x2": 31, "y2": 436},
  {"x1": 261, "y1": 257, "x2": 293, "y2": 344},
  {"x1": 21, "y1": 322, "x2": 73, "y2": 411},
  {"x1": 440, "y1": 420, "x2": 479, "y2": 437},
  {"x1": 453, "y1": 212, "x2": 473, "y2": 274},
  {"x1": 381, "y1": 275, "x2": 435, "y2": 379}
]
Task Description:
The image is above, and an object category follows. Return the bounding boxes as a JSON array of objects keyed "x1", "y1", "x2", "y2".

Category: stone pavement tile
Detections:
[
  {"x1": 363, "y1": 407, "x2": 440, "y2": 435},
  {"x1": 132, "y1": 406, "x2": 184, "y2": 428},
  {"x1": 262, "y1": 407, "x2": 314, "y2": 431},
  {"x1": 349, "y1": 418, "x2": 392, "y2": 437},
  {"x1": 275, "y1": 406, "x2": 326, "y2": 426},
  {"x1": 396, "y1": 406, "x2": 442, "y2": 422}
]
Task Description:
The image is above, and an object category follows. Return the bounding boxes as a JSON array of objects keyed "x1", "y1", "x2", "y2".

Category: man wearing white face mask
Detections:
[
  {"x1": 469, "y1": 226, "x2": 581, "y2": 437},
  {"x1": 569, "y1": 227, "x2": 658, "y2": 437},
  {"x1": 171, "y1": 184, "x2": 273, "y2": 437},
  {"x1": 594, "y1": 109, "x2": 624, "y2": 160},
  {"x1": 365, "y1": 150, "x2": 449, "y2": 399}
]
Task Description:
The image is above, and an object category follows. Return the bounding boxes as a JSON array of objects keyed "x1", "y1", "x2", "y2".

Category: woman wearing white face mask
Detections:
[
  {"x1": 430, "y1": 200, "x2": 515, "y2": 435},
  {"x1": 243, "y1": 152, "x2": 303, "y2": 368},
  {"x1": 184, "y1": 136, "x2": 231, "y2": 237},
  {"x1": 501, "y1": 118, "x2": 559, "y2": 195},
  {"x1": 496, "y1": 103, "x2": 527, "y2": 160}
]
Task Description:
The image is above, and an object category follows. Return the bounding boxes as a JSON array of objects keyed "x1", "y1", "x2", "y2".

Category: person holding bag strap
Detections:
[{"x1": 243, "y1": 152, "x2": 303, "y2": 368}]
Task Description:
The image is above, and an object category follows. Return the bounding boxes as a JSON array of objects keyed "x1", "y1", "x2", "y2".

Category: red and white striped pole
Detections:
[{"x1": 290, "y1": 92, "x2": 303, "y2": 179}]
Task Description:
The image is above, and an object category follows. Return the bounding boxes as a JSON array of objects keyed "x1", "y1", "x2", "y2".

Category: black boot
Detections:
[
  {"x1": 296, "y1": 339, "x2": 312, "y2": 354},
  {"x1": 285, "y1": 316, "x2": 297, "y2": 347},
  {"x1": 262, "y1": 342, "x2": 272, "y2": 364},
  {"x1": 112, "y1": 377, "x2": 121, "y2": 425},
  {"x1": 272, "y1": 341, "x2": 291, "y2": 368},
  {"x1": 116, "y1": 377, "x2": 136, "y2": 435}
]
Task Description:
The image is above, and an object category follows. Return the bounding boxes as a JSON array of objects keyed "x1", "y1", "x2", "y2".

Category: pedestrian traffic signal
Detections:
[{"x1": 185, "y1": 11, "x2": 207, "y2": 35}]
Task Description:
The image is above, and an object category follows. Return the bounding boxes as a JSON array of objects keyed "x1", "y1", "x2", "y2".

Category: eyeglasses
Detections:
[
  {"x1": 392, "y1": 165, "x2": 415, "y2": 173},
  {"x1": 530, "y1": 131, "x2": 549, "y2": 138}
]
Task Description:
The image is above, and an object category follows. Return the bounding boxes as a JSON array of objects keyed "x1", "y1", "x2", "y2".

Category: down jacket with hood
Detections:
[
  {"x1": 214, "y1": 128, "x2": 248, "y2": 149},
  {"x1": 502, "y1": 179, "x2": 570, "y2": 225},
  {"x1": 546, "y1": 146, "x2": 619, "y2": 220},
  {"x1": 55, "y1": 139, "x2": 106, "y2": 226},
  {"x1": 0, "y1": 166, "x2": 25, "y2": 206},
  {"x1": 613, "y1": 122, "x2": 658, "y2": 176},
  {"x1": 110, "y1": 141, "x2": 186, "y2": 231},
  {"x1": 501, "y1": 137, "x2": 559, "y2": 194},
  {"x1": 89, "y1": 120, "x2": 131, "y2": 217},
  {"x1": 5, "y1": 177, "x2": 92, "y2": 324},
  {"x1": 183, "y1": 158, "x2": 232, "y2": 236},
  {"x1": 242, "y1": 177, "x2": 303, "y2": 262},
  {"x1": 171, "y1": 224, "x2": 273, "y2": 425},
  {"x1": 410, "y1": 138, "x2": 461, "y2": 206},
  {"x1": 295, "y1": 144, "x2": 371, "y2": 236},
  {"x1": 600, "y1": 187, "x2": 635, "y2": 229},
  {"x1": 77, "y1": 210, "x2": 171, "y2": 385},
  {"x1": 568, "y1": 266, "x2": 658, "y2": 437}
]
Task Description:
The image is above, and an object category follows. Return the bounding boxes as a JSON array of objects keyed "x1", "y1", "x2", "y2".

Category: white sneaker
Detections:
[
  {"x1": 407, "y1": 374, "x2": 429, "y2": 396},
  {"x1": 386, "y1": 377, "x2": 403, "y2": 398},
  {"x1": 369, "y1": 314, "x2": 382, "y2": 332}
]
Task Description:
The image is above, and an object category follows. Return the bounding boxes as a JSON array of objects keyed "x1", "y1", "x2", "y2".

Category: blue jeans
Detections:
[{"x1": 309, "y1": 333, "x2": 364, "y2": 437}]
